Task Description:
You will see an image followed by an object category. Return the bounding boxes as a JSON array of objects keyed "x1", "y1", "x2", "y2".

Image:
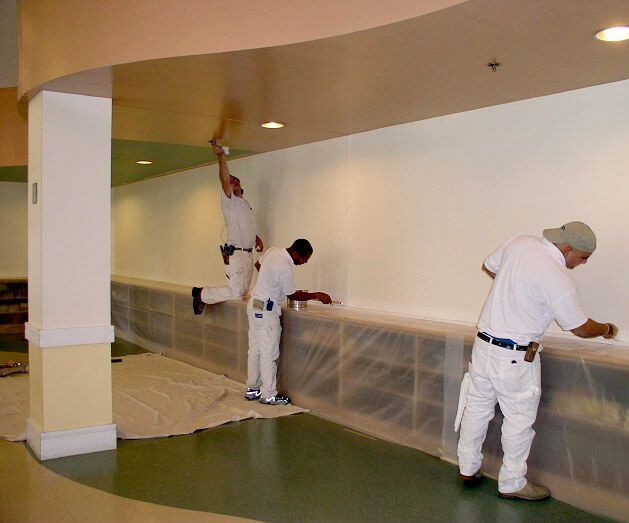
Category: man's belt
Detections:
[
  {"x1": 222, "y1": 244, "x2": 253, "y2": 255},
  {"x1": 477, "y1": 331, "x2": 528, "y2": 351}
]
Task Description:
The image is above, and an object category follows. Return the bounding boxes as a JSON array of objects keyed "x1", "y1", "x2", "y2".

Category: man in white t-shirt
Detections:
[
  {"x1": 455, "y1": 221, "x2": 618, "y2": 501},
  {"x1": 192, "y1": 142, "x2": 263, "y2": 315},
  {"x1": 245, "y1": 239, "x2": 332, "y2": 405}
]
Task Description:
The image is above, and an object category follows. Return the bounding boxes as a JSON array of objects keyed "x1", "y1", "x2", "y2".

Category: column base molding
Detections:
[
  {"x1": 25, "y1": 323, "x2": 114, "y2": 348},
  {"x1": 26, "y1": 418, "x2": 116, "y2": 461}
]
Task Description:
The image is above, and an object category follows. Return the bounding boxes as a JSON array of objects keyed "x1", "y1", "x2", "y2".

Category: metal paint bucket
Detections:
[{"x1": 287, "y1": 291, "x2": 308, "y2": 310}]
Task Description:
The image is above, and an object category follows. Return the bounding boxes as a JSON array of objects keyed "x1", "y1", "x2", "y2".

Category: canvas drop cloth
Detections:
[
  {"x1": 0, "y1": 373, "x2": 29, "y2": 441},
  {"x1": 0, "y1": 353, "x2": 306, "y2": 442}
]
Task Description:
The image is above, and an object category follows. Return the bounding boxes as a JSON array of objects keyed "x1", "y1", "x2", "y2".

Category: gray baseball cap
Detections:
[{"x1": 543, "y1": 221, "x2": 596, "y2": 252}]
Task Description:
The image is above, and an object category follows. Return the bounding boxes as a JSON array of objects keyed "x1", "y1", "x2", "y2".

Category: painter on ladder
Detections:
[
  {"x1": 245, "y1": 239, "x2": 332, "y2": 405},
  {"x1": 454, "y1": 221, "x2": 618, "y2": 500},
  {"x1": 192, "y1": 141, "x2": 264, "y2": 314}
]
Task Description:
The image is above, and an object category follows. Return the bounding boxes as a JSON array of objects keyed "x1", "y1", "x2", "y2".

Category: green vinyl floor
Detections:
[
  {"x1": 38, "y1": 415, "x2": 605, "y2": 522},
  {"x1": 1, "y1": 334, "x2": 607, "y2": 522}
]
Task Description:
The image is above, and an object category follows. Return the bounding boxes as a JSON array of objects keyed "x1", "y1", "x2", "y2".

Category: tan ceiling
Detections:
[
  {"x1": 18, "y1": 0, "x2": 467, "y2": 97},
  {"x1": 22, "y1": 0, "x2": 629, "y2": 156}
]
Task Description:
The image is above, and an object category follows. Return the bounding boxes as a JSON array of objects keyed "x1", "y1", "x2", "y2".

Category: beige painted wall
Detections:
[
  {"x1": 0, "y1": 182, "x2": 27, "y2": 277},
  {"x1": 113, "y1": 79, "x2": 629, "y2": 342},
  {"x1": 0, "y1": 87, "x2": 28, "y2": 167},
  {"x1": 29, "y1": 343, "x2": 112, "y2": 431}
]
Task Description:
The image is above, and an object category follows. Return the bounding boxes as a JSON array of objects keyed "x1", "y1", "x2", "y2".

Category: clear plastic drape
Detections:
[{"x1": 112, "y1": 277, "x2": 628, "y2": 520}]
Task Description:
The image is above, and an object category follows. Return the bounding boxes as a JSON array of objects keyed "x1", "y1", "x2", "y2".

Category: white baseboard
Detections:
[
  {"x1": 25, "y1": 323, "x2": 115, "y2": 348},
  {"x1": 26, "y1": 418, "x2": 117, "y2": 460}
]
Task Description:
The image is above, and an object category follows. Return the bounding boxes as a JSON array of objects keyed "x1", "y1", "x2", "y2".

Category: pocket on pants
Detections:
[{"x1": 497, "y1": 358, "x2": 537, "y2": 398}]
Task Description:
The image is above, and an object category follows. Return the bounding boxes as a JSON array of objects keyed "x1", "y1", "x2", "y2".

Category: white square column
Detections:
[{"x1": 26, "y1": 91, "x2": 116, "y2": 460}]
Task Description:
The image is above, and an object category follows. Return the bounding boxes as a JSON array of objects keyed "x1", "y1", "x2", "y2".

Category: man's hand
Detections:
[
  {"x1": 211, "y1": 141, "x2": 225, "y2": 156},
  {"x1": 255, "y1": 235, "x2": 264, "y2": 252},
  {"x1": 316, "y1": 292, "x2": 332, "y2": 305},
  {"x1": 603, "y1": 323, "x2": 619, "y2": 339},
  {"x1": 572, "y1": 319, "x2": 619, "y2": 339}
]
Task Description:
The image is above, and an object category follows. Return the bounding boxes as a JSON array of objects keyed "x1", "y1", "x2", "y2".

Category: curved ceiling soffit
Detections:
[
  {"x1": 18, "y1": 0, "x2": 469, "y2": 102},
  {"x1": 24, "y1": 0, "x2": 629, "y2": 155}
]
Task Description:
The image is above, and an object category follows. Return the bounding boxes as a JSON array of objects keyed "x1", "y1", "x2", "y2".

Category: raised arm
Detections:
[{"x1": 211, "y1": 141, "x2": 232, "y2": 197}]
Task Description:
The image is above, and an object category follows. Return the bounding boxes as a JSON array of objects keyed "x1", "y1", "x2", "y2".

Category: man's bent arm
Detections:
[
  {"x1": 571, "y1": 319, "x2": 618, "y2": 339},
  {"x1": 288, "y1": 290, "x2": 332, "y2": 304}
]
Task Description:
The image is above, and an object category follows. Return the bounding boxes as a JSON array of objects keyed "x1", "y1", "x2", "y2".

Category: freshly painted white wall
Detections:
[
  {"x1": 112, "y1": 137, "x2": 350, "y2": 301},
  {"x1": 112, "y1": 79, "x2": 629, "y2": 341},
  {"x1": 0, "y1": 182, "x2": 27, "y2": 277},
  {"x1": 348, "y1": 80, "x2": 629, "y2": 340},
  {"x1": 113, "y1": 166, "x2": 225, "y2": 287}
]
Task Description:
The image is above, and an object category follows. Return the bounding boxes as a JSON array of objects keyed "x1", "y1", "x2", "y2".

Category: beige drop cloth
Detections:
[
  {"x1": 0, "y1": 373, "x2": 29, "y2": 441},
  {"x1": 0, "y1": 353, "x2": 306, "y2": 442}
]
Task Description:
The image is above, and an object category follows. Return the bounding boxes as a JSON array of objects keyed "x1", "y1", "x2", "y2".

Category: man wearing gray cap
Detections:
[{"x1": 455, "y1": 221, "x2": 618, "y2": 501}]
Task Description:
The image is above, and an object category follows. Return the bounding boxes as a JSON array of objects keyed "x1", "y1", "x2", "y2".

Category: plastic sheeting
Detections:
[
  {"x1": 0, "y1": 353, "x2": 305, "y2": 442},
  {"x1": 112, "y1": 276, "x2": 629, "y2": 520}
]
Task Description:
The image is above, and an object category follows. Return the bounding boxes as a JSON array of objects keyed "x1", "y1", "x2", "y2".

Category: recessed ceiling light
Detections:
[
  {"x1": 261, "y1": 121, "x2": 284, "y2": 129},
  {"x1": 136, "y1": 160, "x2": 153, "y2": 165},
  {"x1": 595, "y1": 26, "x2": 629, "y2": 42}
]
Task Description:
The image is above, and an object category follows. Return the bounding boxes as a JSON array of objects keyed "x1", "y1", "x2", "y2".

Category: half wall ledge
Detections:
[{"x1": 111, "y1": 275, "x2": 629, "y2": 521}]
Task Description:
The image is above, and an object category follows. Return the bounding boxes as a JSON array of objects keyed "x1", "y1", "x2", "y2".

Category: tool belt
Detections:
[
  {"x1": 477, "y1": 332, "x2": 540, "y2": 362},
  {"x1": 220, "y1": 243, "x2": 253, "y2": 264},
  {"x1": 253, "y1": 298, "x2": 274, "y2": 311}
]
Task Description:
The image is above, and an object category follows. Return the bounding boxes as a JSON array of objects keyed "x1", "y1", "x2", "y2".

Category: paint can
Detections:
[{"x1": 287, "y1": 291, "x2": 308, "y2": 310}]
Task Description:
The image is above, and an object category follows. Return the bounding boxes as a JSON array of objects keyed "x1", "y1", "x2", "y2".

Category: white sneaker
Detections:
[
  {"x1": 244, "y1": 388, "x2": 261, "y2": 401},
  {"x1": 259, "y1": 394, "x2": 290, "y2": 405}
]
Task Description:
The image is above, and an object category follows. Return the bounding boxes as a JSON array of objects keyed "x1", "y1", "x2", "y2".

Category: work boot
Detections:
[
  {"x1": 499, "y1": 481, "x2": 550, "y2": 501},
  {"x1": 460, "y1": 470, "x2": 484, "y2": 487},
  {"x1": 192, "y1": 287, "x2": 205, "y2": 315}
]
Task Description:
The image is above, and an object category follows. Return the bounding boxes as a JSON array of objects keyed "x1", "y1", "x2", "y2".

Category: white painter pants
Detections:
[
  {"x1": 201, "y1": 250, "x2": 253, "y2": 304},
  {"x1": 246, "y1": 299, "x2": 281, "y2": 399},
  {"x1": 455, "y1": 335, "x2": 541, "y2": 494}
]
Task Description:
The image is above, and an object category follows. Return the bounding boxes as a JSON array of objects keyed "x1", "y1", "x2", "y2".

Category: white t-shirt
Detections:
[
  {"x1": 221, "y1": 191, "x2": 256, "y2": 249},
  {"x1": 251, "y1": 247, "x2": 297, "y2": 314},
  {"x1": 477, "y1": 235, "x2": 588, "y2": 344}
]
